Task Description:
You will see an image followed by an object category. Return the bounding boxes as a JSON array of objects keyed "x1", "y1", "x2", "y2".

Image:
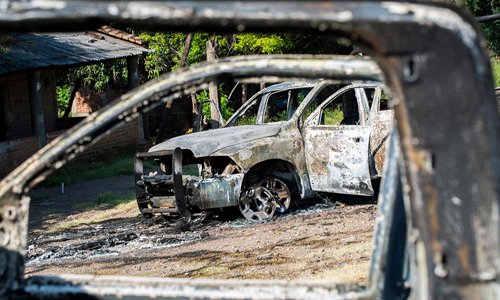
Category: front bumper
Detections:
[{"x1": 135, "y1": 148, "x2": 243, "y2": 219}]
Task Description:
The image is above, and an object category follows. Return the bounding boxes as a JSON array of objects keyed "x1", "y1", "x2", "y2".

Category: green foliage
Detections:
[
  {"x1": 233, "y1": 33, "x2": 288, "y2": 54},
  {"x1": 323, "y1": 106, "x2": 344, "y2": 125},
  {"x1": 74, "y1": 59, "x2": 128, "y2": 91},
  {"x1": 56, "y1": 85, "x2": 71, "y2": 117},
  {"x1": 492, "y1": 57, "x2": 500, "y2": 87},
  {"x1": 459, "y1": 0, "x2": 499, "y2": 55},
  {"x1": 139, "y1": 32, "x2": 185, "y2": 78},
  {"x1": 139, "y1": 32, "x2": 347, "y2": 81},
  {"x1": 235, "y1": 115, "x2": 257, "y2": 126},
  {"x1": 196, "y1": 89, "x2": 234, "y2": 122},
  {"x1": 267, "y1": 110, "x2": 287, "y2": 123}
]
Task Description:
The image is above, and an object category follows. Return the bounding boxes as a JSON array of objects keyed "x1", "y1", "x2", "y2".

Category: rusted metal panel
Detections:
[
  {"x1": 23, "y1": 274, "x2": 369, "y2": 300},
  {"x1": 369, "y1": 110, "x2": 394, "y2": 177},
  {"x1": 190, "y1": 174, "x2": 244, "y2": 209},
  {"x1": 149, "y1": 125, "x2": 282, "y2": 157},
  {"x1": 304, "y1": 126, "x2": 373, "y2": 196}
]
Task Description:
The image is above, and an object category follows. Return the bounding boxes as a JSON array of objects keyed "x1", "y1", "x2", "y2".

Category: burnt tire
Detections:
[{"x1": 135, "y1": 188, "x2": 153, "y2": 218}]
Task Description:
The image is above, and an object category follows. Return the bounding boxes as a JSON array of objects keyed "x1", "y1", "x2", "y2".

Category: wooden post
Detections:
[
  {"x1": 179, "y1": 33, "x2": 193, "y2": 68},
  {"x1": 28, "y1": 70, "x2": 47, "y2": 147},
  {"x1": 180, "y1": 33, "x2": 201, "y2": 132},
  {"x1": 206, "y1": 39, "x2": 221, "y2": 129},
  {"x1": 127, "y1": 55, "x2": 148, "y2": 144}
]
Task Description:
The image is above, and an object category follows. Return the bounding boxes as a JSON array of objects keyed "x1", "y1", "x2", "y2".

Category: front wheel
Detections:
[
  {"x1": 238, "y1": 177, "x2": 292, "y2": 221},
  {"x1": 258, "y1": 177, "x2": 291, "y2": 213}
]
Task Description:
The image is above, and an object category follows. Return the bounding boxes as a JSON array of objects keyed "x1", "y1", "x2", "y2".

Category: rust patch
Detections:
[
  {"x1": 370, "y1": 110, "x2": 393, "y2": 176},
  {"x1": 457, "y1": 245, "x2": 472, "y2": 275},
  {"x1": 424, "y1": 184, "x2": 443, "y2": 265}
]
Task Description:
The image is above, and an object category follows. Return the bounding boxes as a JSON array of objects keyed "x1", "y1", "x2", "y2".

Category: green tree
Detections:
[{"x1": 453, "y1": 0, "x2": 499, "y2": 55}]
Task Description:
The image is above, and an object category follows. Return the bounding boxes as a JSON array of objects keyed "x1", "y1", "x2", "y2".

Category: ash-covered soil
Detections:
[{"x1": 26, "y1": 177, "x2": 377, "y2": 283}]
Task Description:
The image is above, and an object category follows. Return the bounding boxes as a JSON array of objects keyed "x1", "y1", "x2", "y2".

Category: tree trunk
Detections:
[
  {"x1": 157, "y1": 33, "x2": 194, "y2": 142},
  {"x1": 206, "y1": 39, "x2": 221, "y2": 129},
  {"x1": 179, "y1": 33, "x2": 193, "y2": 68}
]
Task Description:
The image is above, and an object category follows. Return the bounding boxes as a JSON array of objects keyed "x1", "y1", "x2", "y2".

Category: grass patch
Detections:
[
  {"x1": 492, "y1": 56, "x2": 500, "y2": 87},
  {"x1": 41, "y1": 152, "x2": 136, "y2": 187},
  {"x1": 48, "y1": 200, "x2": 139, "y2": 232},
  {"x1": 42, "y1": 207, "x2": 63, "y2": 215},
  {"x1": 30, "y1": 194, "x2": 50, "y2": 202},
  {"x1": 74, "y1": 192, "x2": 135, "y2": 211}
]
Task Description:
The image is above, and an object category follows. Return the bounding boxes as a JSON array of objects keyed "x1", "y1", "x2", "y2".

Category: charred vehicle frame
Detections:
[
  {"x1": 0, "y1": 1, "x2": 498, "y2": 299},
  {"x1": 135, "y1": 79, "x2": 394, "y2": 221}
]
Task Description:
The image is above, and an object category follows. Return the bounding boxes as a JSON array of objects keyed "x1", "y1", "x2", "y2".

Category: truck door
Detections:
[
  {"x1": 303, "y1": 86, "x2": 374, "y2": 196},
  {"x1": 367, "y1": 86, "x2": 394, "y2": 177}
]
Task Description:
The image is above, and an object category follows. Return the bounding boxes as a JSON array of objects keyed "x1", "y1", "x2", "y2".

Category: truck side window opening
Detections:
[
  {"x1": 264, "y1": 88, "x2": 312, "y2": 123},
  {"x1": 234, "y1": 97, "x2": 260, "y2": 126},
  {"x1": 320, "y1": 89, "x2": 359, "y2": 125}
]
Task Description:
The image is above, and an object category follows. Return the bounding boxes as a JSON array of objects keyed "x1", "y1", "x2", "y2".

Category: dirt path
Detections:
[{"x1": 26, "y1": 177, "x2": 377, "y2": 284}]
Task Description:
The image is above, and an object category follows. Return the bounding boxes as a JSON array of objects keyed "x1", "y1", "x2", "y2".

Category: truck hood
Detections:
[{"x1": 149, "y1": 125, "x2": 282, "y2": 157}]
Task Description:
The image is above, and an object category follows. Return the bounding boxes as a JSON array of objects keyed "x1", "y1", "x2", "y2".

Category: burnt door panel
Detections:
[
  {"x1": 303, "y1": 86, "x2": 374, "y2": 196},
  {"x1": 304, "y1": 126, "x2": 373, "y2": 196}
]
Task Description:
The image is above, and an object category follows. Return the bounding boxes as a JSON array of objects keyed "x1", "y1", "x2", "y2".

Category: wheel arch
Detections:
[{"x1": 243, "y1": 159, "x2": 303, "y2": 198}]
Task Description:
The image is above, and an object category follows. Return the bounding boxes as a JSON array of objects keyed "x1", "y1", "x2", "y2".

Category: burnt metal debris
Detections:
[
  {"x1": 136, "y1": 80, "x2": 392, "y2": 221},
  {"x1": 0, "y1": 1, "x2": 498, "y2": 299}
]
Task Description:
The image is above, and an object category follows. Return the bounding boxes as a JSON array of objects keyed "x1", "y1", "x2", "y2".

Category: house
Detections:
[{"x1": 0, "y1": 27, "x2": 149, "y2": 177}]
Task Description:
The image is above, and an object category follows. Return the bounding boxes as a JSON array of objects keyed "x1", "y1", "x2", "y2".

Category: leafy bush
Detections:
[
  {"x1": 74, "y1": 59, "x2": 128, "y2": 91},
  {"x1": 196, "y1": 89, "x2": 234, "y2": 122},
  {"x1": 492, "y1": 57, "x2": 500, "y2": 87},
  {"x1": 56, "y1": 85, "x2": 71, "y2": 117}
]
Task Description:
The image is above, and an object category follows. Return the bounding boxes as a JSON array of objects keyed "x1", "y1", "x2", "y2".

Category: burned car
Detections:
[
  {"x1": 0, "y1": 1, "x2": 498, "y2": 299},
  {"x1": 135, "y1": 80, "x2": 393, "y2": 221}
]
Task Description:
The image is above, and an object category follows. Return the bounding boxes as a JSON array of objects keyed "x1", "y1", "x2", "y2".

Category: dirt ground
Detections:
[{"x1": 26, "y1": 176, "x2": 377, "y2": 284}]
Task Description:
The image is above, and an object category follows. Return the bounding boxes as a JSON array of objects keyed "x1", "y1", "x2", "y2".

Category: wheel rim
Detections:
[
  {"x1": 258, "y1": 177, "x2": 291, "y2": 213},
  {"x1": 239, "y1": 186, "x2": 276, "y2": 221}
]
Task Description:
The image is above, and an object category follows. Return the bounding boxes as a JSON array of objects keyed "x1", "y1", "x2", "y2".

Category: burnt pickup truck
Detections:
[{"x1": 135, "y1": 80, "x2": 393, "y2": 221}]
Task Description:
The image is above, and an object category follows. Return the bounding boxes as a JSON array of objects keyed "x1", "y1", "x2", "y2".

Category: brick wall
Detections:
[
  {"x1": 72, "y1": 85, "x2": 127, "y2": 116},
  {"x1": 0, "y1": 70, "x2": 152, "y2": 178},
  {"x1": 0, "y1": 118, "x2": 140, "y2": 178},
  {"x1": 0, "y1": 70, "x2": 58, "y2": 140},
  {"x1": 0, "y1": 72, "x2": 32, "y2": 140}
]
